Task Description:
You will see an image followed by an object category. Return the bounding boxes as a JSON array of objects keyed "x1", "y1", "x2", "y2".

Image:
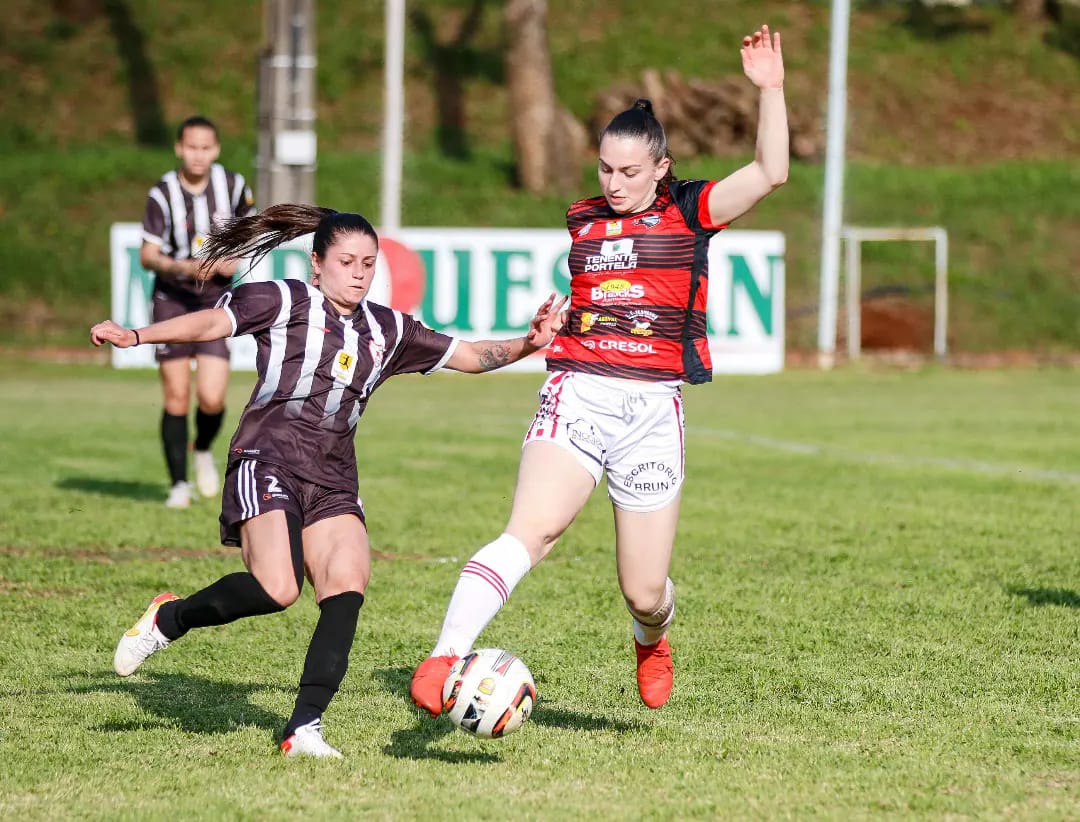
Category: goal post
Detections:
[{"x1": 841, "y1": 226, "x2": 949, "y2": 361}]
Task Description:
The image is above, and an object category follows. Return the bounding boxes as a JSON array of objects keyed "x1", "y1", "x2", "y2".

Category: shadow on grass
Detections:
[
  {"x1": 56, "y1": 476, "x2": 164, "y2": 502},
  {"x1": 372, "y1": 666, "x2": 498, "y2": 762},
  {"x1": 64, "y1": 671, "x2": 286, "y2": 736},
  {"x1": 530, "y1": 705, "x2": 643, "y2": 734},
  {"x1": 372, "y1": 666, "x2": 645, "y2": 762},
  {"x1": 1007, "y1": 585, "x2": 1080, "y2": 608}
]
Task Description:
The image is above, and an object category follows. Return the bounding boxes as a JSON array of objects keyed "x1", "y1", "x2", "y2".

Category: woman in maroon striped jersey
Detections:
[
  {"x1": 412, "y1": 25, "x2": 788, "y2": 714},
  {"x1": 91, "y1": 205, "x2": 567, "y2": 758}
]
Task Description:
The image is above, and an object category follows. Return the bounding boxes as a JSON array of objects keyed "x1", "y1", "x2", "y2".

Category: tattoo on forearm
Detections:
[{"x1": 477, "y1": 343, "x2": 512, "y2": 371}]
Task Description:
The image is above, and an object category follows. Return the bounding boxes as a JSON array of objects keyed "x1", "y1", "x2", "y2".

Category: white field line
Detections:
[{"x1": 693, "y1": 428, "x2": 1080, "y2": 484}]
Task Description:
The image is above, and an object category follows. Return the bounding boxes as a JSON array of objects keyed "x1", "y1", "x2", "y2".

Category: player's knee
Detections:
[
  {"x1": 197, "y1": 397, "x2": 225, "y2": 414},
  {"x1": 326, "y1": 568, "x2": 369, "y2": 597},
  {"x1": 260, "y1": 575, "x2": 302, "y2": 608},
  {"x1": 163, "y1": 395, "x2": 189, "y2": 415},
  {"x1": 623, "y1": 577, "x2": 675, "y2": 628},
  {"x1": 505, "y1": 523, "x2": 561, "y2": 565}
]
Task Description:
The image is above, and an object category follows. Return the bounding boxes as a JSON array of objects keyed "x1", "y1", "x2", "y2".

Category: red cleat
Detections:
[
  {"x1": 635, "y1": 637, "x2": 674, "y2": 708},
  {"x1": 410, "y1": 655, "x2": 459, "y2": 717}
]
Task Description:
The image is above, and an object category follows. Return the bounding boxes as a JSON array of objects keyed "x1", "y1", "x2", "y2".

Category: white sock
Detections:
[{"x1": 431, "y1": 534, "x2": 532, "y2": 657}]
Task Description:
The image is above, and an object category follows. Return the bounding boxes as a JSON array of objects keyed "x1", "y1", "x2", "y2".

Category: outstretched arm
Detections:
[
  {"x1": 90, "y1": 308, "x2": 233, "y2": 349},
  {"x1": 446, "y1": 293, "x2": 568, "y2": 373},
  {"x1": 705, "y1": 25, "x2": 789, "y2": 227}
]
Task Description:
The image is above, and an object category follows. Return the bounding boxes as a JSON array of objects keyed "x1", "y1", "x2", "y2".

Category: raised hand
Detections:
[
  {"x1": 740, "y1": 25, "x2": 784, "y2": 90},
  {"x1": 526, "y1": 293, "x2": 569, "y2": 350}
]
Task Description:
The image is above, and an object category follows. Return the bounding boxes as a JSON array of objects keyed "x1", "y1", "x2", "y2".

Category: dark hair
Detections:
[
  {"x1": 198, "y1": 204, "x2": 378, "y2": 277},
  {"x1": 599, "y1": 99, "x2": 677, "y2": 187},
  {"x1": 177, "y1": 115, "x2": 219, "y2": 143}
]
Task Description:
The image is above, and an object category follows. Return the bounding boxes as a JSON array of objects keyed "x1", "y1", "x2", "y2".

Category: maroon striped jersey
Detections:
[
  {"x1": 217, "y1": 279, "x2": 457, "y2": 491},
  {"x1": 142, "y1": 163, "x2": 256, "y2": 301},
  {"x1": 546, "y1": 179, "x2": 725, "y2": 384}
]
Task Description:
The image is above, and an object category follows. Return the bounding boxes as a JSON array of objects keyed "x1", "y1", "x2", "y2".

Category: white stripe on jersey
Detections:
[
  {"x1": 358, "y1": 302, "x2": 387, "y2": 399},
  {"x1": 163, "y1": 171, "x2": 190, "y2": 259},
  {"x1": 286, "y1": 288, "x2": 328, "y2": 419},
  {"x1": 230, "y1": 173, "x2": 247, "y2": 212},
  {"x1": 210, "y1": 165, "x2": 230, "y2": 222},
  {"x1": 146, "y1": 187, "x2": 173, "y2": 250},
  {"x1": 426, "y1": 338, "x2": 459, "y2": 374},
  {"x1": 321, "y1": 316, "x2": 360, "y2": 426},
  {"x1": 217, "y1": 292, "x2": 238, "y2": 336},
  {"x1": 192, "y1": 190, "x2": 210, "y2": 244},
  {"x1": 252, "y1": 280, "x2": 294, "y2": 409}
]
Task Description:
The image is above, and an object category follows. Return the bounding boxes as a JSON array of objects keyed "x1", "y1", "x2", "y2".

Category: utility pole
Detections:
[
  {"x1": 381, "y1": 0, "x2": 405, "y2": 232},
  {"x1": 816, "y1": 0, "x2": 851, "y2": 369},
  {"x1": 256, "y1": 0, "x2": 317, "y2": 209}
]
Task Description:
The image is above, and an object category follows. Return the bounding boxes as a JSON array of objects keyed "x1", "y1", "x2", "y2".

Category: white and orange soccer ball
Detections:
[{"x1": 441, "y1": 648, "x2": 537, "y2": 739}]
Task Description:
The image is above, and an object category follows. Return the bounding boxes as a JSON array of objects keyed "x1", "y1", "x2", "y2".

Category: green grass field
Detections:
[{"x1": 0, "y1": 358, "x2": 1078, "y2": 818}]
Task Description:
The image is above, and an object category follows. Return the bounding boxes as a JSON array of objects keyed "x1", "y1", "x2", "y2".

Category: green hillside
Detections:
[{"x1": 1, "y1": 1, "x2": 1077, "y2": 352}]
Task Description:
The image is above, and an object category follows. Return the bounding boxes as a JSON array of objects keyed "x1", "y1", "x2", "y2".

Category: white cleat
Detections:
[
  {"x1": 193, "y1": 450, "x2": 220, "y2": 498},
  {"x1": 164, "y1": 481, "x2": 193, "y2": 509},
  {"x1": 114, "y1": 592, "x2": 179, "y2": 676},
  {"x1": 280, "y1": 719, "x2": 343, "y2": 759}
]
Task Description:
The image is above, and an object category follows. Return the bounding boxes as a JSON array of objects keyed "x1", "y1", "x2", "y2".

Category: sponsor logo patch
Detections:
[
  {"x1": 628, "y1": 309, "x2": 658, "y2": 337},
  {"x1": 589, "y1": 279, "x2": 645, "y2": 303},
  {"x1": 622, "y1": 460, "x2": 680, "y2": 494},
  {"x1": 579, "y1": 312, "x2": 618, "y2": 333}
]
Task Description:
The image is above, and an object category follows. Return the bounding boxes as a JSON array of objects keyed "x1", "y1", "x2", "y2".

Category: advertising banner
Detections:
[{"x1": 110, "y1": 224, "x2": 784, "y2": 373}]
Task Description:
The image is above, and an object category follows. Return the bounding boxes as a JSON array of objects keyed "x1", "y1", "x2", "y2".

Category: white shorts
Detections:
[{"x1": 523, "y1": 371, "x2": 685, "y2": 513}]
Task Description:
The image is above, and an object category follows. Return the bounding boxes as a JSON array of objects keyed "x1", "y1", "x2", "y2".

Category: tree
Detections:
[
  {"x1": 1014, "y1": 0, "x2": 1048, "y2": 20},
  {"x1": 504, "y1": 0, "x2": 585, "y2": 193}
]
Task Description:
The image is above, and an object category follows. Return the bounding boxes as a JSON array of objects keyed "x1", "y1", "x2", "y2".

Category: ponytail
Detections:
[{"x1": 197, "y1": 204, "x2": 378, "y2": 278}]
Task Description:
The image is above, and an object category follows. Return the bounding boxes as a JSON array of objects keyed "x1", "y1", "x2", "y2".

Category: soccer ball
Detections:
[{"x1": 441, "y1": 648, "x2": 537, "y2": 739}]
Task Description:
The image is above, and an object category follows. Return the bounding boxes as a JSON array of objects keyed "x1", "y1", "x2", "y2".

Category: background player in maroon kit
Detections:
[
  {"x1": 91, "y1": 205, "x2": 567, "y2": 758},
  {"x1": 411, "y1": 25, "x2": 788, "y2": 713},
  {"x1": 140, "y1": 115, "x2": 255, "y2": 509}
]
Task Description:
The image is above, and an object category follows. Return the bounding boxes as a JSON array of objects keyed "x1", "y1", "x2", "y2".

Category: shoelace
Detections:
[
  {"x1": 133, "y1": 628, "x2": 168, "y2": 659},
  {"x1": 293, "y1": 720, "x2": 339, "y2": 755}
]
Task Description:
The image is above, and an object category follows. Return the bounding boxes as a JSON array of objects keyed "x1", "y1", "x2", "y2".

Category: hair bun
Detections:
[{"x1": 632, "y1": 98, "x2": 655, "y2": 115}]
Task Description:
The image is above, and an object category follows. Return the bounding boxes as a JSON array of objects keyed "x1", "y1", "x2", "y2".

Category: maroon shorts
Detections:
[
  {"x1": 151, "y1": 288, "x2": 230, "y2": 362},
  {"x1": 219, "y1": 459, "x2": 366, "y2": 547}
]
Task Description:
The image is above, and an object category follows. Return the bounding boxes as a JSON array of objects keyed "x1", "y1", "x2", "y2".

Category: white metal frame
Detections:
[{"x1": 841, "y1": 226, "x2": 949, "y2": 361}]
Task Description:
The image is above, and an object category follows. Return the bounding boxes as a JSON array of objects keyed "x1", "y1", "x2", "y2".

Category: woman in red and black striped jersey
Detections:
[
  {"x1": 140, "y1": 116, "x2": 256, "y2": 509},
  {"x1": 411, "y1": 25, "x2": 789, "y2": 714},
  {"x1": 91, "y1": 206, "x2": 566, "y2": 758}
]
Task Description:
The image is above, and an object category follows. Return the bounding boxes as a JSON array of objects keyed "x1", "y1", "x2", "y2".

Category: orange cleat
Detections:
[
  {"x1": 410, "y1": 655, "x2": 459, "y2": 717},
  {"x1": 635, "y1": 637, "x2": 674, "y2": 708}
]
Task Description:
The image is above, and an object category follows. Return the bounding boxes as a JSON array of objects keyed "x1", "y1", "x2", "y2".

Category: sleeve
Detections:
[
  {"x1": 215, "y1": 281, "x2": 286, "y2": 337},
  {"x1": 385, "y1": 312, "x2": 457, "y2": 377},
  {"x1": 141, "y1": 189, "x2": 168, "y2": 247},
  {"x1": 668, "y1": 179, "x2": 727, "y2": 233},
  {"x1": 564, "y1": 198, "x2": 592, "y2": 238},
  {"x1": 232, "y1": 172, "x2": 257, "y2": 218}
]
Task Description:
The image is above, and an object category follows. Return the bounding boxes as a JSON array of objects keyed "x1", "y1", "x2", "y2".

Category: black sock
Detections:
[
  {"x1": 156, "y1": 572, "x2": 288, "y2": 641},
  {"x1": 194, "y1": 408, "x2": 224, "y2": 451},
  {"x1": 161, "y1": 412, "x2": 188, "y2": 484},
  {"x1": 283, "y1": 591, "x2": 364, "y2": 739}
]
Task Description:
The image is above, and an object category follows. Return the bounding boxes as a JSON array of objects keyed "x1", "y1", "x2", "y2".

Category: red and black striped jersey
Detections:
[
  {"x1": 142, "y1": 163, "x2": 256, "y2": 301},
  {"x1": 218, "y1": 279, "x2": 457, "y2": 492},
  {"x1": 546, "y1": 179, "x2": 725, "y2": 384}
]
